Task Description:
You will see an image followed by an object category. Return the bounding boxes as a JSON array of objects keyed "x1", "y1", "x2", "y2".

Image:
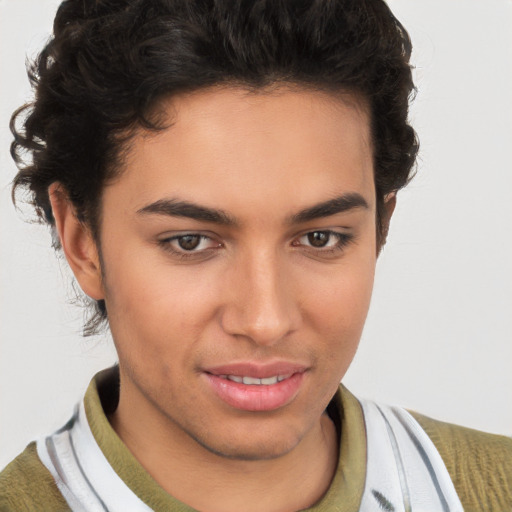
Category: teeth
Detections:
[
  {"x1": 243, "y1": 376, "x2": 262, "y2": 385},
  {"x1": 260, "y1": 376, "x2": 278, "y2": 385},
  {"x1": 223, "y1": 374, "x2": 290, "y2": 385}
]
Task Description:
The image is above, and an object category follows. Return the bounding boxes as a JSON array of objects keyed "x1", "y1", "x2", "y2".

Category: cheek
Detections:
[
  {"x1": 304, "y1": 258, "x2": 375, "y2": 334},
  {"x1": 298, "y1": 250, "x2": 376, "y2": 381},
  {"x1": 102, "y1": 248, "x2": 223, "y2": 345}
]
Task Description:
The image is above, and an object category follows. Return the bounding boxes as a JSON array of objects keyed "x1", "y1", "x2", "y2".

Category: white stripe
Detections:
[
  {"x1": 71, "y1": 400, "x2": 154, "y2": 511},
  {"x1": 358, "y1": 400, "x2": 408, "y2": 512},
  {"x1": 37, "y1": 401, "x2": 154, "y2": 511},
  {"x1": 37, "y1": 414, "x2": 106, "y2": 512},
  {"x1": 376, "y1": 405, "x2": 412, "y2": 511},
  {"x1": 391, "y1": 406, "x2": 464, "y2": 511},
  {"x1": 358, "y1": 400, "x2": 464, "y2": 512}
]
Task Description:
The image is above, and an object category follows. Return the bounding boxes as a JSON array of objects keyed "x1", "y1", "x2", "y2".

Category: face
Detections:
[{"x1": 96, "y1": 86, "x2": 378, "y2": 460}]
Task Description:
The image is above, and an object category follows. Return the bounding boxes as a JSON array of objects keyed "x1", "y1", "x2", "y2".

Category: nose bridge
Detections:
[{"x1": 222, "y1": 245, "x2": 298, "y2": 345}]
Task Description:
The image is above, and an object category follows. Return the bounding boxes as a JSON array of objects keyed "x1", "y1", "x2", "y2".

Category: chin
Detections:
[{"x1": 189, "y1": 424, "x2": 303, "y2": 461}]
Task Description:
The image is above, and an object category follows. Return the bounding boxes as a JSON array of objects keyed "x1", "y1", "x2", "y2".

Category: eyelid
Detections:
[
  {"x1": 157, "y1": 232, "x2": 223, "y2": 259},
  {"x1": 158, "y1": 229, "x2": 218, "y2": 244},
  {"x1": 297, "y1": 230, "x2": 346, "y2": 246},
  {"x1": 156, "y1": 228, "x2": 354, "y2": 261},
  {"x1": 292, "y1": 229, "x2": 355, "y2": 256},
  {"x1": 293, "y1": 227, "x2": 352, "y2": 242}
]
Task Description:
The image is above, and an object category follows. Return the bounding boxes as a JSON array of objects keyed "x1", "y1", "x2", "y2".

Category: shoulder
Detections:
[
  {"x1": 410, "y1": 410, "x2": 512, "y2": 511},
  {"x1": 0, "y1": 442, "x2": 70, "y2": 511}
]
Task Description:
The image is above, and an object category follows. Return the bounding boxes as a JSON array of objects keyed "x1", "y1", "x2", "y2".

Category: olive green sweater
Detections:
[{"x1": 1, "y1": 371, "x2": 511, "y2": 511}]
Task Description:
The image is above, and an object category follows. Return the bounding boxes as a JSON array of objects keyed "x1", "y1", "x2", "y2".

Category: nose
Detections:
[{"x1": 220, "y1": 249, "x2": 300, "y2": 346}]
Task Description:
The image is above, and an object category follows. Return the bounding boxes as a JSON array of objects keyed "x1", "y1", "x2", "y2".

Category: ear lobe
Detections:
[
  {"x1": 377, "y1": 192, "x2": 397, "y2": 253},
  {"x1": 48, "y1": 183, "x2": 104, "y2": 300}
]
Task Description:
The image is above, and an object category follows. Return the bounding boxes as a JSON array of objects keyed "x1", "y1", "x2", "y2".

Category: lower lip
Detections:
[{"x1": 204, "y1": 373, "x2": 305, "y2": 411}]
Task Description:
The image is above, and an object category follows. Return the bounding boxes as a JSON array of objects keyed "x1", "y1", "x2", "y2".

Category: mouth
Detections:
[
  {"x1": 216, "y1": 374, "x2": 291, "y2": 385},
  {"x1": 202, "y1": 362, "x2": 307, "y2": 412}
]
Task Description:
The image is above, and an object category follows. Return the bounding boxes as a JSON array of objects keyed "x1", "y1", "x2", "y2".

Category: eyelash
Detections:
[
  {"x1": 158, "y1": 230, "x2": 354, "y2": 260},
  {"x1": 293, "y1": 230, "x2": 354, "y2": 257},
  {"x1": 158, "y1": 234, "x2": 221, "y2": 260}
]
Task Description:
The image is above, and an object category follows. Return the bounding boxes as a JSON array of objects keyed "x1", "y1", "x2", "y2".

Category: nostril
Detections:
[{"x1": 220, "y1": 303, "x2": 297, "y2": 346}]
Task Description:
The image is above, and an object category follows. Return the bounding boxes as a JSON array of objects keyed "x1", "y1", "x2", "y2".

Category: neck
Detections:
[{"x1": 109, "y1": 381, "x2": 339, "y2": 512}]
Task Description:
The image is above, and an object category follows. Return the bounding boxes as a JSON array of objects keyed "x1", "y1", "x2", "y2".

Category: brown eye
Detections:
[
  {"x1": 307, "y1": 231, "x2": 331, "y2": 247},
  {"x1": 293, "y1": 230, "x2": 353, "y2": 258},
  {"x1": 178, "y1": 235, "x2": 201, "y2": 250}
]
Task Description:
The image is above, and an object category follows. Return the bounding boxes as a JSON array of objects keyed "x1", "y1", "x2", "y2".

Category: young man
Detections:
[{"x1": 1, "y1": 0, "x2": 511, "y2": 511}]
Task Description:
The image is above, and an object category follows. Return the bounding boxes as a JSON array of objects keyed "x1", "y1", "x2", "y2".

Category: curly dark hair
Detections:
[{"x1": 11, "y1": 0, "x2": 419, "y2": 334}]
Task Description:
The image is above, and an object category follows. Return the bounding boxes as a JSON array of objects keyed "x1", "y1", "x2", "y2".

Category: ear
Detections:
[
  {"x1": 48, "y1": 183, "x2": 104, "y2": 300},
  {"x1": 377, "y1": 192, "x2": 397, "y2": 254}
]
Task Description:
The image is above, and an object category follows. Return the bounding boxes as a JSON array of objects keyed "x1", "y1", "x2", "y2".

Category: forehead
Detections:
[{"x1": 107, "y1": 86, "x2": 374, "y2": 218}]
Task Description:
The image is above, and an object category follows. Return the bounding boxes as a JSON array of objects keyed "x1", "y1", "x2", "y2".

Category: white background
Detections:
[{"x1": 1, "y1": 0, "x2": 511, "y2": 470}]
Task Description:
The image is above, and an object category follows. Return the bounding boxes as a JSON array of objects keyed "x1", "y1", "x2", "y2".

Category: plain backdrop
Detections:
[{"x1": 1, "y1": 0, "x2": 511, "y2": 470}]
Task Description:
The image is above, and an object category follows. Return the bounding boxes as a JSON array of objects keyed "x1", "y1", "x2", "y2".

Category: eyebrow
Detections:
[
  {"x1": 288, "y1": 193, "x2": 369, "y2": 224},
  {"x1": 137, "y1": 192, "x2": 369, "y2": 226},
  {"x1": 137, "y1": 199, "x2": 237, "y2": 225}
]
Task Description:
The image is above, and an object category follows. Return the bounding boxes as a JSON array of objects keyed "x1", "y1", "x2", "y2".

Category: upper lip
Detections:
[{"x1": 203, "y1": 361, "x2": 308, "y2": 379}]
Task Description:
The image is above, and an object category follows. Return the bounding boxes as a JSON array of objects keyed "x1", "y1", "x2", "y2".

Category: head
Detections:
[
  {"x1": 12, "y1": 0, "x2": 417, "y2": 334},
  {"x1": 11, "y1": 0, "x2": 418, "y2": 460}
]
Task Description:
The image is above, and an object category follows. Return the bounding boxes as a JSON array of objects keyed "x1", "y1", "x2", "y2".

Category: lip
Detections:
[
  {"x1": 204, "y1": 361, "x2": 308, "y2": 379},
  {"x1": 202, "y1": 361, "x2": 308, "y2": 412}
]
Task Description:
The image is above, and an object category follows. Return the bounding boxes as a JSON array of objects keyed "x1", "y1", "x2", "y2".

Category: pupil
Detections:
[
  {"x1": 178, "y1": 235, "x2": 201, "y2": 250},
  {"x1": 308, "y1": 231, "x2": 329, "y2": 247}
]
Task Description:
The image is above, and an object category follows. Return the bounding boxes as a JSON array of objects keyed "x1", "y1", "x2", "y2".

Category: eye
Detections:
[
  {"x1": 305, "y1": 231, "x2": 334, "y2": 248},
  {"x1": 298, "y1": 230, "x2": 348, "y2": 248},
  {"x1": 292, "y1": 230, "x2": 354, "y2": 257},
  {"x1": 175, "y1": 234, "x2": 203, "y2": 251},
  {"x1": 158, "y1": 233, "x2": 222, "y2": 257}
]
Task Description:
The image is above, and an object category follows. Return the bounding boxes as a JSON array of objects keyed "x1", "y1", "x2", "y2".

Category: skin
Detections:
[{"x1": 50, "y1": 86, "x2": 395, "y2": 512}]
